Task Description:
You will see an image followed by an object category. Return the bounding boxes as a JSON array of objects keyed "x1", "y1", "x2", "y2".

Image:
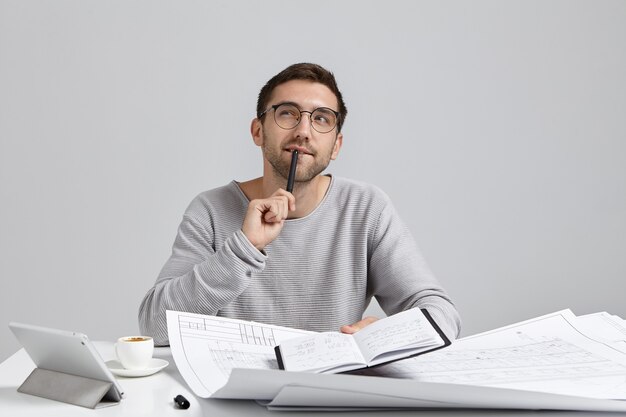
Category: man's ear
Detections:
[
  {"x1": 330, "y1": 132, "x2": 343, "y2": 160},
  {"x1": 251, "y1": 118, "x2": 263, "y2": 147}
]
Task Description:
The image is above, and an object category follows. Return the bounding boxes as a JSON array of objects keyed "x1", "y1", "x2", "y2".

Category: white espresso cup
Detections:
[{"x1": 115, "y1": 336, "x2": 154, "y2": 370}]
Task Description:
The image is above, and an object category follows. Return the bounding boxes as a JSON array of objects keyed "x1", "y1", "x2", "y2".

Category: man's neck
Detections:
[{"x1": 239, "y1": 174, "x2": 331, "y2": 219}]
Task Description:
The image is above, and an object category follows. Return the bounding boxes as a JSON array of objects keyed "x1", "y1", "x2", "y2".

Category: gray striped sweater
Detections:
[{"x1": 138, "y1": 175, "x2": 461, "y2": 345}]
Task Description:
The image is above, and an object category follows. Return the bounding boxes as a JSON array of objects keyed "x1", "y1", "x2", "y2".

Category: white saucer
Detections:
[{"x1": 106, "y1": 358, "x2": 169, "y2": 377}]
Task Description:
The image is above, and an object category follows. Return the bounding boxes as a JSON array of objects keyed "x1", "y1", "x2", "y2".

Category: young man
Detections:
[{"x1": 138, "y1": 63, "x2": 461, "y2": 345}]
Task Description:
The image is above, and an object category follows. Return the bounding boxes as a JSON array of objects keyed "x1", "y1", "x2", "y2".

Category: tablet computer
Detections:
[{"x1": 9, "y1": 322, "x2": 124, "y2": 402}]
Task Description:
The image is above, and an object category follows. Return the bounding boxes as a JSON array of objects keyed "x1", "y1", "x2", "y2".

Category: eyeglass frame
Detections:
[{"x1": 258, "y1": 102, "x2": 341, "y2": 134}]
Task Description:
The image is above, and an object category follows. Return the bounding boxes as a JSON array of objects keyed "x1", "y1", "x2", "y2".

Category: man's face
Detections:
[{"x1": 253, "y1": 80, "x2": 343, "y2": 183}]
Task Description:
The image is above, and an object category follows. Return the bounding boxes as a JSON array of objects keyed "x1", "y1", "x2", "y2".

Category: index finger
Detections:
[{"x1": 272, "y1": 188, "x2": 296, "y2": 211}]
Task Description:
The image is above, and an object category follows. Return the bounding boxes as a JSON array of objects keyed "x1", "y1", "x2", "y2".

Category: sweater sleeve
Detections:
[
  {"x1": 138, "y1": 215, "x2": 267, "y2": 345},
  {"x1": 367, "y1": 197, "x2": 461, "y2": 341}
]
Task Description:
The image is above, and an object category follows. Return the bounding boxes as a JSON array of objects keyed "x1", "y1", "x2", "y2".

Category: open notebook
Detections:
[{"x1": 275, "y1": 308, "x2": 450, "y2": 374}]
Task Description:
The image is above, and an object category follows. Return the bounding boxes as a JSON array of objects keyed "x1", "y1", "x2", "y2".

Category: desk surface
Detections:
[{"x1": 0, "y1": 342, "x2": 618, "y2": 416}]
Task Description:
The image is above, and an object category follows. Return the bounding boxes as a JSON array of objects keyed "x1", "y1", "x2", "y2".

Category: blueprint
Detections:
[
  {"x1": 356, "y1": 309, "x2": 626, "y2": 399},
  {"x1": 166, "y1": 309, "x2": 626, "y2": 409},
  {"x1": 167, "y1": 310, "x2": 311, "y2": 397}
]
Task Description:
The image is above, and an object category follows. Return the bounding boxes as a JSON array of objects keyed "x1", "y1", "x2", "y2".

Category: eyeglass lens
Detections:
[{"x1": 273, "y1": 103, "x2": 337, "y2": 133}]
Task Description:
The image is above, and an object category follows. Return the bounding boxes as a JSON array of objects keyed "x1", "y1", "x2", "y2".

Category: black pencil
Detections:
[{"x1": 287, "y1": 150, "x2": 298, "y2": 192}]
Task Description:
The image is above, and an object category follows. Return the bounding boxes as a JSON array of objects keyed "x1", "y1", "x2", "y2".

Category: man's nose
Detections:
[{"x1": 294, "y1": 112, "x2": 313, "y2": 139}]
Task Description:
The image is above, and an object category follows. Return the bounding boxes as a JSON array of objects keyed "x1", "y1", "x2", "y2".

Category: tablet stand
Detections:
[{"x1": 18, "y1": 368, "x2": 120, "y2": 409}]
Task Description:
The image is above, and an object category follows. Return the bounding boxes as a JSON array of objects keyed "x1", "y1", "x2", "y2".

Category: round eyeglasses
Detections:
[{"x1": 259, "y1": 103, "x2": 339, "y2": 134}]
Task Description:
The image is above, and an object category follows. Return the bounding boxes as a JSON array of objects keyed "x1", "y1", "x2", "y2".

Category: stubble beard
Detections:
[{"x1": 262, "y1": 128, "x2": 336, "y2": 184}]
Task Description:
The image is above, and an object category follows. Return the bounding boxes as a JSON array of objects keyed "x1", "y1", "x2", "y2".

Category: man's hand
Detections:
[
  {"x1": 340, "y1": 316, "x2": 379, "y2": 334},
  {"x1": 241, "y1": 188, "x2": 296, "y2": 251}
]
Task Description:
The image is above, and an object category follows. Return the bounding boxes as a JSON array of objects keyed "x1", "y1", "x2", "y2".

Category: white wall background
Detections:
[{"x1": 1, "y1": 0, "x2": 625, "y2": 362}]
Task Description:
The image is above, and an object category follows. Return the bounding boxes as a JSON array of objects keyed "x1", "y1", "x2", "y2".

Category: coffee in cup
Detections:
[{"x1": 115, "y1": 336, "x2": 154, "y2": 370}]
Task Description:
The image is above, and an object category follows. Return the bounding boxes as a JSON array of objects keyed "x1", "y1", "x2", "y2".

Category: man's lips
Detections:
[{"x1": 284, "y1": 145, "x2": 313, "y2": 155}]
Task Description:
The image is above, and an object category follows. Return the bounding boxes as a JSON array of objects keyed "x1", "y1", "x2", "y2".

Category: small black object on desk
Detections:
[{"x1": 174, "y1": 394, "x2": 190, "y2": 409}]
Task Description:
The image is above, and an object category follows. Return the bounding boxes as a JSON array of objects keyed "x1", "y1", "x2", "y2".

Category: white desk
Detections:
[{"x1": 0, "y1": 342, "x2": 619, "y2": 416}]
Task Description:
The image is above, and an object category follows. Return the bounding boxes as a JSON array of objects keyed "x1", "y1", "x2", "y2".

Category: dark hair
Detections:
[{"x1": 256, "y1": 63, "x2": 348, "y2": 132}]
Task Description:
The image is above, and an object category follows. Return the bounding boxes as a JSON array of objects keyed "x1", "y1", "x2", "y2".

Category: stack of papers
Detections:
[{"x1": 166, "y1": 309, "x2": 626, "y2": 411}]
